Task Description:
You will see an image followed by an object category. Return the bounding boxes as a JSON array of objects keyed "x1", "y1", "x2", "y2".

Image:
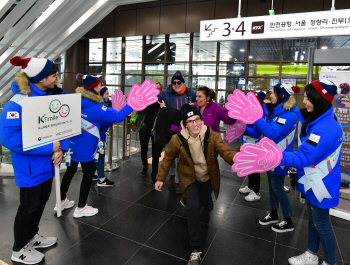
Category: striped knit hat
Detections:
[
  {"x1": 10, "y1": 56, "x2": 54, "y2": 83},
  {"x1": 76, "y1": 73, "x2": 102, "y2": 90},
  {"x1": 276, "y1": 83, "x2": 301, "y2": 98},
  {"x1": 311, "y1": 79, "x2": 340, "y2": 102}
]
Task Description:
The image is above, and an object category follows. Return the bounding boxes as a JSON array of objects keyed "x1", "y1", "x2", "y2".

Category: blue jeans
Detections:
[
  {"x1": 96, "y1": 152, "x2": 105, "y2": 179},
  {"x1": 307, "y1": 202, "x2": 336, "y2": 265},
  {"x1": 169, "y1": 157, "x2": 179, "y2": 183},
  {"x1": 267, "y1": 171, "x2": 293, "y2": 218}
]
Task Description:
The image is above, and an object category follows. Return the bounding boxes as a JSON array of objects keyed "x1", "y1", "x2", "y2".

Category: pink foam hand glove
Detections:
[
  {"x1": 127, "y1": 79, "x2": 160, "y2": 111},
  {"x1": 225, "y1": 120, "x2": 246, "y2": 143},
  {"x1": 232, "y1": 137, "x2": 282, "y2": 177},
  {"x1": 111, "y1": 89, "x2": 127, "y2": 111},
  {"x1": 225, "y1": 90, "x2": 263, "y2": 124}
]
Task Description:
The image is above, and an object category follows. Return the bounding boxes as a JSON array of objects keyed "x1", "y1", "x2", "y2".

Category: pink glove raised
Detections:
[
  {"x1": 127, "y1": 79, "x2": 160, "y2": 111},
  {"x1": 232, "y1": 137, "x2": 282, "y2": 177},
  {"x1": 111, "y1": 89, "x2": 127, "y2": 111},
  {"x1": 225, "y1": 90, "x2": 263, "y2": 124},
  {"x1": 225, "y1": 120, "x2": 246, "y2": 143}
]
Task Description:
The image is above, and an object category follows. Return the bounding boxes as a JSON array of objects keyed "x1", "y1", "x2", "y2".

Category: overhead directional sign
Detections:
[{"x1": 200, "y1": 9, "x2": 350, "y2": 41}]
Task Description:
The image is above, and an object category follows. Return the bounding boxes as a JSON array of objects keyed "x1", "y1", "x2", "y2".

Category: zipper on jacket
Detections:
[
  {"x1": 177, "y1": 99, "x2": 179, "y2": 110},
  {"x1": 28, "y1": 159, "x2": 31, "y2": 175}
]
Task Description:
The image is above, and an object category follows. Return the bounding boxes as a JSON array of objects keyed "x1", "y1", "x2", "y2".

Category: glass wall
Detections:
[{"x1": 87, "y1": 35, "x2": 350, "y2": 106}]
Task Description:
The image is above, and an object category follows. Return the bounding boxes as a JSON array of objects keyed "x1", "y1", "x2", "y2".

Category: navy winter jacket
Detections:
[
  {"x1": 0, "y1": 81, "x2": 69, "y2": 187},
  {"x1": 69, "y1": 87, "x2": 132, "y2": 162},
  {"x1": 157, "y1": 84, "x2": 197, "y2": 110},
  {"x1": 280, "y1": 107, "x2": 343, "y2": 209}
]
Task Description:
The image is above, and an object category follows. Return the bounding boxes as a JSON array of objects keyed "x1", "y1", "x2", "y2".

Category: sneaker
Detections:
[
  {"x1": 141, "y1": 167, "x2": 148, "y2": 177},
  {"x1": 188, "y1": 250, "x2": 202, "y2": 265},
  {"x1": 245, "y1": 192, "x2": 261, "y2": 202},
  {"x1": 272, "y1": 221, "x2": 294, "y2": 233},
  {"x1": 168, "y1": 175, "x2": 175, "y2": 190},
  {"x1": 259, "y1": 212, "x2": 279, "y2": 225},
  {"x1": 239, "y1": 186, "x2": 253, "y2": 194},
  {"x1": 73, "y1": 205, "x2": 99, "y2": 218},
  {"x1": 29, "y1": 233, "x2": 57, "y2": 249},
  {"x1": 288, "y1": 251, "x2": 318, "y2": 265},
  {"x1": 54, "y1": 198, "x2": 75, "y2": 211},
  {"x1": 97, "y1": 177, "x2": 114, "y2": 187},
  {"x1": 92, "y1": 175, "x2": 98, "y2": 180},
  {"x1": 11, "y1": 244, "x2": 44, "y2": 264},
  {"x1": 180, "y1": 196, "x2": 187, "y2": 208},
  {"x1": 175, "y1": 183, "x2": 182, "y2": 195}
]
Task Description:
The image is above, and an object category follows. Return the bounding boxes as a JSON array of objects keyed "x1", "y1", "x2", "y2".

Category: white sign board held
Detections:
[
  {"x1": 22, "y1": 94, "x2": 81, "y2": 151},
  {"x1": 201, "y1": 9, "x2": 350, "y2": 42}
]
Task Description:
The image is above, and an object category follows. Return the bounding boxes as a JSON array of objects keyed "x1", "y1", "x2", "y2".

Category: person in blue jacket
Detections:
[
  {"x1": 157, "y1": 70, "x2": 196, "y2": 193},
  {"x1": 59, "y1": 74, "x2": 133, "y2": 218},
  {"x1": 282, "y1": 80, "x2": 342, "y2": 265},
  {"x1": 0, "y1": 56, "x2": 69, "y2": 264},
  {"x1": 249, "y1": 83, "x2": 300, "y2": 232},
  {"x1": 94, "y1": 86, "x2": 115, "y2": 187},
  {"x1": 239, "y1": 90, "x2": 266, "y2": 202}
]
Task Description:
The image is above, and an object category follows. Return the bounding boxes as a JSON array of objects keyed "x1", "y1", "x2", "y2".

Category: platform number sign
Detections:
[{"x1": 200, "y1": 9, "x2": 350, "y2": 42}]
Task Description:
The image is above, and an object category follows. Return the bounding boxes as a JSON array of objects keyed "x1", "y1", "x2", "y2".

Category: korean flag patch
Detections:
[
  {"x1": 102, "y1": 105, "x2": 107, "y2": 111},
  {"x1": 306, "y1": 133, "x2": 320, "y2": 147},
  {"x1": 7, "y1": 111, "x2": 19, "y2": 119},
  {"x1": 187, "y1": 111, "x2": 194, "y2": 117}
]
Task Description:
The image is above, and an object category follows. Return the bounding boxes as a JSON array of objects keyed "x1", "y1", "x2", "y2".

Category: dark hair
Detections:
[
  {"x1": 197, "y1": 86, "x2": 217, "y2": 102},
  {"x1": 301, "y1": 84, "x2": 332, "y2": 136},
  {"x1": 267, "y1": 86, "x2": 286, "y2": 118},
  {"x1": 45, "y1": 64, "x2": 59, "y2": 78}
]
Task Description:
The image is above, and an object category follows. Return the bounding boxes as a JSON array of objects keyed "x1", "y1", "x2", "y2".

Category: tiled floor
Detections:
[{"x1": 1, "y1": 140, "x2": 350, "y2": 265}]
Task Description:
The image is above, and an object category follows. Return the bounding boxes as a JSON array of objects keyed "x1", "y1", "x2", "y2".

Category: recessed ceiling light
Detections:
[
  {"x1": 249, "y1": 56, "x2": 253, "y2": 59},
  {"x1": 321, "y1": 46, "x2": 328, "y2": 49},
  {"x1": 240, "y1": 49, "x2": 245, "y2": 52}
]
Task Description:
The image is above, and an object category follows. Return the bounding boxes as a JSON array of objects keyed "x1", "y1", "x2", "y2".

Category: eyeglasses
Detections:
[
  {"x1": 172, "y1": 81, "x2": 182, "y2": 85},
  {"x1": 187, "y1": 117, "x2": 201, "y2": 125}
]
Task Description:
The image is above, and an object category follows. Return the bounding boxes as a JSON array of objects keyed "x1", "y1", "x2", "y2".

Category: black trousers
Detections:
[
  {"x1": 248, "y1": 172, "x2": 261, "y2": 193},
  {"x1": 185, "y1": 179, "x2": 212, "y2": 250},
  {"x1": 60, "y1": 160, "x2": 95, "y2": 208},
  {"x1": 139, "y1": 131, "x2": 157, "y2": 169},
  {"x1": 13, "y1": 178, "x2": 53, "y2": 251}
]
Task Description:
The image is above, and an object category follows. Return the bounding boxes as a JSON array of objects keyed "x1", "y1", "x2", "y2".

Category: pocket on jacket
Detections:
[{"x1": 29, "y1": 156, "x2": 53, "y2": 178}]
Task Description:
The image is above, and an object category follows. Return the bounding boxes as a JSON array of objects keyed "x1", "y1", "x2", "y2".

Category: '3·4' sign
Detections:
[{"x1": 223, "y1": 21, "x2": 246, "y2": 36}]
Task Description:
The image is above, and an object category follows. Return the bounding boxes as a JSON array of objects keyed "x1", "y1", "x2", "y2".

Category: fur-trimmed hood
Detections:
[
  {"x1": 76, "y1": 86, "x2": 103, "y2": 103},
  {"x1": 12, "y1": 71, "x2": 34, "y2": 95},
  {"x1": 282, "y1": 95, "x2": 296, "y2": 111}
]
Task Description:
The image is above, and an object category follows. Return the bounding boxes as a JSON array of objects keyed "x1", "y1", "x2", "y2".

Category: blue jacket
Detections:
[
  {"x1": 240, "y1": 124, "x2": 262, "y2": 144},
  {"x1": 158, "y1": 85, "x2": 197, "y2": 110},
  {"x1": 250, "y1": 98, "x2": 299, "y2": 175},
  {"x1": 280, "y1": 107, "x2": 343, "y2": 209},
  {"x1": 0, "y1": 81, "x2": 70, "y2": 187},
  {"x1": 69, "y1": 87, "x2": 132, "y2": 162}
]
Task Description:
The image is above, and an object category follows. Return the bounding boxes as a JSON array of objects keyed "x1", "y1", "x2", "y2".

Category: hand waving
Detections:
[
  {"x1": 111, "y1": 89, "x2": 127, "y2": 111},
  {"x1": 225, "y1": 90, "x2": 263, "y2": 124},
  {"x1": 225, "y1": 120, "x2": 246, "y2": 143},
  {"x1": 232, "y1": 137, "x2": 282, "y2": 177},
  {"x1": 127, "y1": 80, "x2": 160, "y2": 111}
]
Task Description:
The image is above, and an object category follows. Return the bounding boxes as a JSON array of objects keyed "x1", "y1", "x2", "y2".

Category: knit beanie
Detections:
[
  {"x1": 276, "y1": 83, "x2": 301, "y2": 98},
  {"x1": 181, "y1": 104, "x2": 202, "y2": 125},
  {"x1": 76, "y1": 73, "x2": 102, "y2": 90},
  {"x1": 100, "y1": 86, "x2": 108, "y2": 96},
  {"x1": 172, "y1": 70, "x2": 185, "y2": 83},
  {"x1": 10, "y1": 56, "x2": 54, "y2": 83},
  {"x1": 253, "y1": 90, "x2": 267, "y2": 104},
  {"x1": 310, "y1": 79, "x2": 340, "y2": 102}
]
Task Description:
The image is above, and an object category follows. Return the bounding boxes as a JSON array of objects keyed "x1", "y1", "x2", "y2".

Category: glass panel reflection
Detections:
[
  {"x1": 125, "y1": 63, "x2": 142, "y2": 74},
  {"x1": 220, "y1": 40, "x2": 247, "y2": 61},
  {"x1": 247, "y1": 78, "x2": 279, "y2": 91},
  {"x1": 193, "y1": 33, "x2": 217, "y2": 61},
  {"x1": 169, "y1": 33, "x2": 190, "y2": 61},
  {"x1": 191, "y1": 76, "x2": 216, "y2": 88},
  {"x1": 249, "y1": 63, "x2": 280, "y2": 77},
  {"x1": 107, "y1": 37, "x2": 122, "y2": 62},
  {"x1": 192, "y1": 63, "x2": 216, "y2": 75},
  {"x1": 89, "y1": 38, "x2": 103, "y2": 62},
  {"x1": 219, "y1": 62, "x2": 246, "y2": 76},
  {"x1": 125, "y1": 36, "x2": 143, "y2": 62},
  {"x1": 249, "y1": 39, "x2": 281, "y2": 61}
]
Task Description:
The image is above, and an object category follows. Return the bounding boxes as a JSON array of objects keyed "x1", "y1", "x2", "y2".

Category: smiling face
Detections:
[
  {"x1": 42, "y1": 73, "x2": 58, "y2": 89},
  {"x1": 102, "y1": 90, "x2": 109, "y2": 101},
  {"x1": 59, "y1": 104, "x2": 70, "y2": 117},
  {"x1": 303, "y1": 92, "x2": 314, "y2": 112},
  {"x1": 49, "y1": 99, "x2": 61, "y2": 113},
  {"x1": 186, "y1": 115, "x2": 202, "y2": 138},
  {"x1": 196, "y1": 90, "x2": 209, "y2": 108},
  {"x1": 172, "y1": 79, "x2": 183, "y2": 92}
]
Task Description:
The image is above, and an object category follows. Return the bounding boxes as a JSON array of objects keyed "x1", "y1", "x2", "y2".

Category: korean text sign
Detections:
[
  {"x1": 22, "y1": 94, "x2": 81, "y2": 151},
  {"x1": 200, "y1": 9, "x2": 350, "y2": 41}
]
